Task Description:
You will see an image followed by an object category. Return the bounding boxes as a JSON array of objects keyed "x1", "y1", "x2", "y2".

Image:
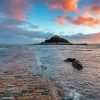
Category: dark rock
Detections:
[
  {"x1": 41, "y1": 66, "x2": 47, "y2": 69},
  {"x1": 64, "y1": 58, "x2": 75, "y2": 62},
  {"x1": 72, "y1": 60, "x2": 83, "y2": 69},
  {"x1": 64, "y1": 58, "x2": 83, "y2": 70}
]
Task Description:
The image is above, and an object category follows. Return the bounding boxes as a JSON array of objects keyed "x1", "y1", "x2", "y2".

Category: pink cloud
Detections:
[
  {"x1": 83, "y1": 0, "x2": 100, "y2": 14},
  {"x1": 71, "y1": 12, "x2": 100, "y2": 27},
  {"x1": 7, "y1": 0, "x2": 29, "y2": 20},
  {"x1": 84, "y1": 6, "x2": 100, "y2": 14},
  {"x1": 55, "y1": 16, "x2": 66, "y2": 25},
  {"x1": 54, "y1": 12, "x2": 100, "y2": 27}
]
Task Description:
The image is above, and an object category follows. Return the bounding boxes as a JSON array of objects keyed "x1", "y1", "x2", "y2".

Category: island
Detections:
[{"x1": 36, "y1": 35, "x2": 87, "y2": 45}]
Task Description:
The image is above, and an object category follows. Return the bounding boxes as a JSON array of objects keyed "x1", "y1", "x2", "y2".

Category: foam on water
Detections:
[
  {"x1": 69, "y1": 90, "x2": 80, "y2": 100},
  {"x1": 35, "y1": 45, "x2": 100, "y2": 100}
]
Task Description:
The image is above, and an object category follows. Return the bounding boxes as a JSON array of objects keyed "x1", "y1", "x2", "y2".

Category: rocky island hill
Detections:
[
  {"x1": 36, "y1": 35, "x2": 87, "y2": 45},
  {"x1": 39, "y1": 35, "x2": 72, "y2": 45}
]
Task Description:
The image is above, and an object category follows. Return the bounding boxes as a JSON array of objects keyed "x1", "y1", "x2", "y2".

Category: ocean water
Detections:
[{"x1": 0, "y1": 44, "x2": 100, "y2": 100}]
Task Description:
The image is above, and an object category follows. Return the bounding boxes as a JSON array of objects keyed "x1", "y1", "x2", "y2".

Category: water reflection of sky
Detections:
[
  {"x1": 0, "y1": 47, "x2": 13, "y2": 61},
  {"x1": 0, "y1": 45, "x2": 100, "y2": 100},
  {"x1": 35, "y1": 45, "x2": 100, "y2": 100}
]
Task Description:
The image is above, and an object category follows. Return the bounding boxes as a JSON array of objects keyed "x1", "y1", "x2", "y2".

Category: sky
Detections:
[{"x1": 0, "y1": 0, "x2": 100, "y2": 44}]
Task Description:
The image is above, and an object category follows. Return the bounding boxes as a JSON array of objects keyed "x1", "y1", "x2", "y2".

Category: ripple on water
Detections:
[{"x1": 35, "y1": 45, "x2": 100, "y2": 100}]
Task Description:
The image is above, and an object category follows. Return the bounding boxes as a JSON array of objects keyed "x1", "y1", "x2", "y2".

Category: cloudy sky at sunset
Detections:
[{"x1": 0, "y1": 0, "x2": 100, "y2": 44}]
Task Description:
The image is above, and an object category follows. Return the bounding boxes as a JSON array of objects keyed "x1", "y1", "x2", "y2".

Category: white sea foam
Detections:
[{"x1": 69, "y1": 90, "x2": 80, "y2": 100}]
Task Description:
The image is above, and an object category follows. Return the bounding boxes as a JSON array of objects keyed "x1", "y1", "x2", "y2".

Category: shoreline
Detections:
[{"x1": 34, "y1": 43, "x2": 88, "y2": 45}]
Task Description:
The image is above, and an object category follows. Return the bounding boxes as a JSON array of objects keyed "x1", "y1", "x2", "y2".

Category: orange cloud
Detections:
[
  {"x1": 83, "y1": 0, "x2": 100, "y2": 14},
  {"x1": 84, "y1": 6, "x2": 100, "y2": 14},
  {"x1": 54, "y1": 12, "x2": 100, "y2": 27},
  {"x1": 50, "y1": 0, "x2": 79, "y2": 13},
  {"x1": 55, "y1": 16, "x2": 66, "y2": 25},
  {"x1": 7, "y1": 0, "x2": 28, "y2": 20},
  {"x1": 63, "y1": 0, "x2": 79, "y2": 12},
  {"x1": 71, "y1": 13, "x2": 100, "y2": 27}
]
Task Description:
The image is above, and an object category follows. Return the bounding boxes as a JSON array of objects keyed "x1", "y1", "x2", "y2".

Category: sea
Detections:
[{"x1": 0, "y1": 44, "x2": 100, "y2": 100}]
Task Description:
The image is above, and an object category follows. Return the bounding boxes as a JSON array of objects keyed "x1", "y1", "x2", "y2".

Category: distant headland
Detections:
[{"x1": 36, "y1": 35, "x2": 88, "y2": 45}]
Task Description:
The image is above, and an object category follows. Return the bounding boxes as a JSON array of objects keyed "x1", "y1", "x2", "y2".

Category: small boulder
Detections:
[
  {"x1": 72, "y1": 60, "x2": 83, "y2": 69},
  {"x1": 64, "y1": 58, "x2": 75, "y2": 62},
  {"x1": 64, "y1": 58, "x2": 83, "y2": 70},
  {"x1": 41, "y1": 66, "x2": 47, "y2": 70}
]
